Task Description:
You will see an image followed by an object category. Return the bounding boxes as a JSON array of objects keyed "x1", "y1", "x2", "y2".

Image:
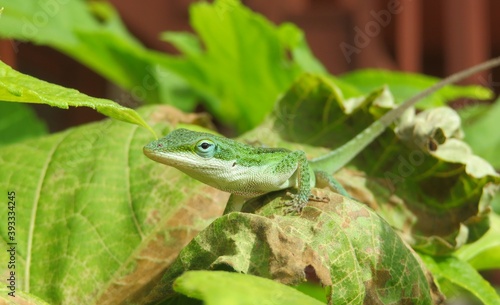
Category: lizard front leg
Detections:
[{"x1": 284, "y1": 151, "x2": 313, "y2": 213}]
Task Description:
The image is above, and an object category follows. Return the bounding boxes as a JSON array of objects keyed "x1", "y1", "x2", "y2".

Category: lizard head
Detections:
[
  {"x1": 143, "y1": 128, "x2": 224, "y2": 163},
  {"x1": 144, "y1": 128, "x2": 301, "y2": 197},
  {"x1": 143, "y1": 128, "x2": 240, "y2": 187}
]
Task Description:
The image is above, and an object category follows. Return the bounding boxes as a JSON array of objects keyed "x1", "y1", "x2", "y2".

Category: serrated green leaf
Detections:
[
  {"x1": 0, "y1": 0, "x2": 326, "y2": 132},
  {"x1": 148, "y1": 191, "x2": 442, "y2": 304},
  {"x1": 0, "y1": 0, "x2": 203, "y2": 113},
  {"x1": 154, "y1": 0, "x2": 326, "y2": 132},
  {"x1": 172, "y1": 271, "x2": 324, "y2": 305},
  {"x1": 339, "y1": 69, "x2": 493, "y2": 108},
  {"x1": 0, "y1": 0, "x2": 167, "y2": 104},
  {"x1": 0, "y1": 106, "x2": 227, "y2": 304},
  {"x1": 0, "y1": 102, "x2": 47, "y2": 146},
  {"x1": 273, "y1": 73, "x2": 391, "y2": 147},
  {"x1": 421, "y1": 254, "x2": 500, "y2": 305},
  {"x1": 0, "y1": 60, "x2": 156, "y2": 137}
]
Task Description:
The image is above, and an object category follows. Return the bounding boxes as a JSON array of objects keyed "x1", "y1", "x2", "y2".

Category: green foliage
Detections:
[
  {"x1": 172, "y1": 271, "x2": 325, "y2": 305},
  {"x1": 0, "y1": 0, "x2": 323, "y2": 132},
  {"x1": 456, "y1": 213, "x2": 500, "y2": 271},
  {"x1": 0, "y1": 60, "x2": 155, "y2": 137},
  {"x1": 340, "y1": 69, "x2": 493, "y2": 108},
  {"x1": 0, "y1": 287, "x2": 51, "y2": 304},
  {"x1": 0, "y1": 0, "x2": 150, "y2": 110},
  {"x1": 1, "y1": 69, "x2": 498, "y2": 304},
  {"x1": 421, "y1": 254, "x2": 500, "y2": 305},
  {"x1": 0, "y1": 106, "x2": 227, "y2": 304},
  {"x1": 149, "y1": 196, "x2": 439, "y2": 304},
  {"x1": 156, "y1": 1, "x2": 325, "y2": 132},
  {"x1": 273, "y1": 74, "x2": 393, "y2": 147},
  {"x1": 460, "y1": 98, "x2": 500, "y2": 169},
  {"x1": 0, "y1": 0, "x2": 169, "y2": 105},
  {"x1": 0, "y1": 102, "x2": 47, "y2": 146},
  {"x1": 271, "y1": 74, "x2": 498, "y2": 255},
  {"x1": 0, "y1": 1, "x2": 499, "y2": 304}
]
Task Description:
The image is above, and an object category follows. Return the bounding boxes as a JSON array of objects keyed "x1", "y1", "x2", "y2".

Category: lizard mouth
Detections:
[{"x1": 143, "y1": 145, "x2": 163, "y2": 162}]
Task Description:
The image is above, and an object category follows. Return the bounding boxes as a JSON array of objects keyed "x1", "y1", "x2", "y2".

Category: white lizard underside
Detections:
[{"x1": 149, "y1": 151, "x2": 299, "y2": 197}]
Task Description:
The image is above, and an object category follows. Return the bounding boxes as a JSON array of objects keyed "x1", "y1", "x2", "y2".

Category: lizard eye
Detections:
[{"x1": 195, "y1": 139, "x2": 216, "y2": 158}]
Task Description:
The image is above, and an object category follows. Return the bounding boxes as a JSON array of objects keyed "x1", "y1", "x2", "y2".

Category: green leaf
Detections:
[
  {"x1": 172, "y1": 271, "x2": 325, "y2": 305},
  {"x1": 460, "y1": 98, "x2": 500, "y2": 169},
  {"x1": 0, "y1": 0, "x2": 325, "y2": 132},
  {"x1": 493, "y1": 191, "x2": 500, "y2": 214},
  {"x1": 147, "y1": 191, "x2": 442, "y2": 304},
  {"x1": 456, "y1": 212, "x2": 500, "y2": 270},
  {"x1": 0, "y1": 102, "x2": 47, "y2": 146},
  {"x1": 294, "y1": 283, "x2": 328, "y2": 303},
  {"x1": 421, "y1": 254, "x2": 500, "y2": 305},
  {"x1": 156, "y1": 0, "x2": 326, "y2": 132},
  {"x1": 272, "y1": 73, "x2": 499, "y2": 255},
  {"x1": 0, "y1": 60, "x2": 156, "y2": 137},
  {"x1": 340, "y1": 69, "x2": 493, "y2": 108},
  {"x1": 272, "y1": 73, "x2": 392, "y2": 147},
  {"x1": 160, "y1": 32, "x2": 203, "y2": 56},
  {"x1": 276, "y1": 23, "x2": 326, "y2": 74},
  {"x1": 0, "y1": 106, "x2": 226, "y2": 304},
  {"x1": 0, "y1": 0, "x2": 168, "y2": 104},
  {"x1": 0, "y1": 0, "x2": 202, "y2": 112}
]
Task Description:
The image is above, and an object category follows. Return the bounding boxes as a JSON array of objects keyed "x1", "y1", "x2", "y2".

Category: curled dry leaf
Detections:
[
  {"x1": 145, "y1": 189, "x2": 443, "y2": 305},
  {"x1": 374, "y1": 107, "x2": 499, "y2": 255},
  {"x1": 267, "y1": 73, "x2": 499, "y2": 256}
]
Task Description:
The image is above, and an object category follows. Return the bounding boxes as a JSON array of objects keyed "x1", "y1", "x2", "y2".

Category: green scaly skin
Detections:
[
  {"x1": 143, "y1": 128, "x2": 314, "y2": 212},
  {"x1": 144, "y1": 57, "x2": 500, "y2": 213}
]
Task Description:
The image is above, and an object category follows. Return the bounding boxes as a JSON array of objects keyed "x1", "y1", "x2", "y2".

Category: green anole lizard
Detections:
[{"x1": 144, "y1": 57, "x2": 500, "y2": 214}]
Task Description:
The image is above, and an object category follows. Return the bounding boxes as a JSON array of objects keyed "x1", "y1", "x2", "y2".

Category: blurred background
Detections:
[
  {"x1": 1, "y1": 1, "x2": 499, "y2": 301},
  {"x1": 1, "y1": 0, "x2": 499, "y2": 130}
]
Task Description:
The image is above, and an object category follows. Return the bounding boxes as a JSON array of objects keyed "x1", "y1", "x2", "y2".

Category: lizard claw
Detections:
[
  {"x1": 309, "y1": 194, "x2": 329, "y2": 203},
  {"x1": 283, "y1": 191, "x2": 308, "y2": 213}
]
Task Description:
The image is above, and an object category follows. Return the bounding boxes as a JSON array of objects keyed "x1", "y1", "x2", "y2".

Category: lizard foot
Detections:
[
  {"x1": 284, "y1": 191, "x2": 308, "y2": 214},
  {"x1": 283, "y1": 191, "x2": 315, "y2": 213},
  {"x1": 308, "y1": 194, "x2": 329, "y2": 203}
]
